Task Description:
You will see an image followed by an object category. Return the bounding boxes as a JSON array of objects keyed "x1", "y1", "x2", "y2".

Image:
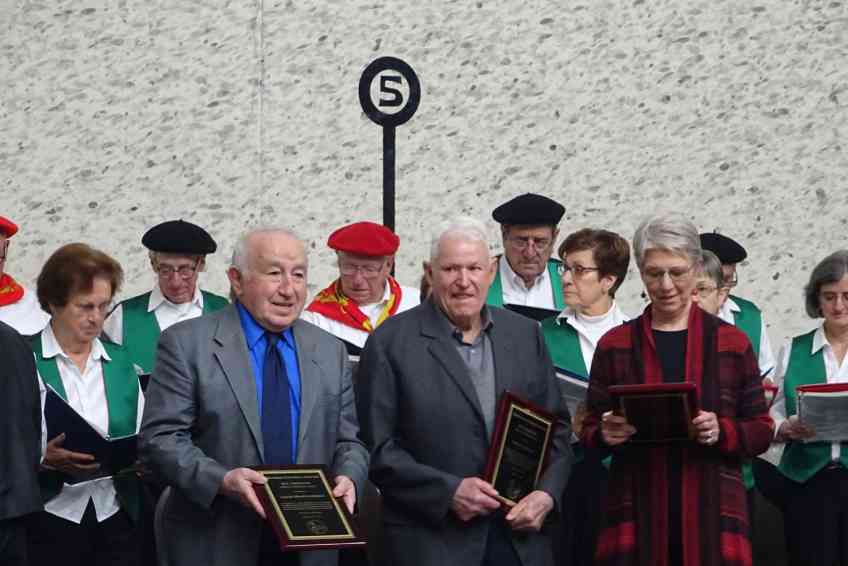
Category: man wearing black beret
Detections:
[
  {"x1": 699, "y1": 232, "x2": 775, "y2": 378},
  {"x1": 104, "y1": 220, "x2": 228, "y2": 375},
  {"x1": 487, "y1": 193, "x2": 566, "y2": 310}
]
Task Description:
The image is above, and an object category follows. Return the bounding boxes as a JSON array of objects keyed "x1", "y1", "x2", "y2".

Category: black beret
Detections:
[
  {"x1": 142, "y1": 220, "x2": 217, "y2": 255},
  {"x1": 492, "y1": 193, "x2": 565, "y2": 226},
  {"x1": 700, "y1": 232, "x2": 747, "y2": 264}
]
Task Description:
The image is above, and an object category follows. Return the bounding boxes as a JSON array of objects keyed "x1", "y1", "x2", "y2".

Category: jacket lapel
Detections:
[
  {"x1": 421, "y1": 301, "x2": 486, "y2": 425},
  {"x1": 212, "y1": 306, "x2": 264, "y2": 461},
  {"x1": 292, "y1": 320, "x2": 319, "y2": 458},
  {"x1": 488, "y1": 313, "x2": 516, "y2": 397}
]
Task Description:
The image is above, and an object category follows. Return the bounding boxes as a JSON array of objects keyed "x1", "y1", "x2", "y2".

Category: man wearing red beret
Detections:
[
  {"x1": 0, "y1": 215, "x2": 50, "y2": 335},
  {"x1": 302, "y1": 221, "x2": 419, "y2": 349}
]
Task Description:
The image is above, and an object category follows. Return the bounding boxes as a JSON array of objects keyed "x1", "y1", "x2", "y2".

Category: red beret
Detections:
[
  {"x1": 0, "y1": 216, "x2": 19, "y2": 238},
  {"x1": 328, "y1": 221, "x2": 399, "y2": 256}
]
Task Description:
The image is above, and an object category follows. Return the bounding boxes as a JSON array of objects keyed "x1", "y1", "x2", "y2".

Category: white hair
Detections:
[
  {"x1": 632, "y1": 213, "x2": 701, "y2": 269},
  {"x1": 429, "y1": 216, "x2": 491, "y2": 262},
  {"x1": 230, "y1": 226, "x2": 303, "y2": 272}
]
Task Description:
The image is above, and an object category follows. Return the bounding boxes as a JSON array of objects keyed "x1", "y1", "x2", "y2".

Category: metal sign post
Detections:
[{"x1": 358, "y1": 57, "x2": 421, "y2": 233}]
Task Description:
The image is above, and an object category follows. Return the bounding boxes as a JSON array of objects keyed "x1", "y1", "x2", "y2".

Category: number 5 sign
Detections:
[{"x1": 358, "y1": 57, "x2": 421, "y2": 232}]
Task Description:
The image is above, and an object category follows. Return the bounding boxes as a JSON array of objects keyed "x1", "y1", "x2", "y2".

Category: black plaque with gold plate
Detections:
[
  {"x1": 253, "y1": 466, "x2": 365, "y2": 551},
  {"x1": 483, "y1": 391, "x2": 558, "y2": 507}
]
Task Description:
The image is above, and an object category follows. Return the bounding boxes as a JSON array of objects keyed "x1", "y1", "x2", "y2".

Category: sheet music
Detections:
[
  {"x1": 555, "y1": 371, "x2": 588, "y2": 418},
  {"x1": 799, "y1": 391, "x2": 848, "y2": 442}
]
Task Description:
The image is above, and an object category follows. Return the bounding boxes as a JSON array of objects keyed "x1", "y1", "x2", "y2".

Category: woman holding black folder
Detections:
[
  {"x1": 540, "y1": 228, "x2": 630, "y2": 566},
  {"x1": 580, "y1": 214, "x2": 772, "y2": 566},
  {"x1": 26, "y1": 243, "x2": 143, "y2": 566},
  {"x1": 771, "y1": 250, "x2": 848, "y2": 566}
]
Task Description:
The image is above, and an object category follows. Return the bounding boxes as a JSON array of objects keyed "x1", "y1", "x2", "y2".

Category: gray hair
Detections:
[
  {"x1": 632, "y1": 213, "x2": 701, "y2": 269},
  {"x1": 230, "y1": 226, "x2": 302, "y2": 273},
  {"x1": 804, "y1": 250, "x2": 848, "y2": 318},
  {"x1": 694, "y1": 250, "x2": 724, "y2": 288},
  {"x1": 429, "y1": 216, "x2": 490, "y2": 262}
]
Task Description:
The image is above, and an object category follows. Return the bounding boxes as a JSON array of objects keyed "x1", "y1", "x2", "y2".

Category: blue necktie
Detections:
[{"x1": 261, "y1": 332, "x2": 293, "y2": 465}]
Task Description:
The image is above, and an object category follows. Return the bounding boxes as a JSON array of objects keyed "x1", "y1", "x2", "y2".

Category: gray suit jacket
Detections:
[
  {"x1": 355, "y1": 300, "x2": 573, "y2": 566},
  {"x1": 139, "y1": 305, "x2": 368, "y2": 566},
  {"x1": 0, "y1": 321, "x2": 42, "y2": 521}
]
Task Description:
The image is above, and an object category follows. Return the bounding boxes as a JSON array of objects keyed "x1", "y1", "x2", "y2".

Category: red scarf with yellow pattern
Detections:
[
  {"x1": 0, "y1": 273, "x2": 24, "y2": 307},
  {"x1": 306, "y1": 276, "x2": 402, "y2": 332}
]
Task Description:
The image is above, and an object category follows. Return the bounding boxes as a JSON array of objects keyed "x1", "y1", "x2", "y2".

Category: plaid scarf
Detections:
[{"x1": 306, "y1": 276, "x2": 402, "y2": 332}]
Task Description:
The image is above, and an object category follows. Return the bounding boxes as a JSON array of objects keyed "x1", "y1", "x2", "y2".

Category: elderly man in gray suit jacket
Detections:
[
  {"x1": 356, "y1": 217, "x2": 573, "y2": 566},
  {"x1": 140, "y1": 227, "x2": 368, "y2": 566}
]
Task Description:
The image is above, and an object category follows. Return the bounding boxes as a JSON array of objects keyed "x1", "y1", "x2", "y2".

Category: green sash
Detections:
[
  {"x1": 778, "y1": 329, "x2": 848, "y2": 483},
  {"x1": 540, "y1": 316, "x2": 589, "y2": 379},
  {"x1": 122, "y1": 289, "x2": 228, "y2": 373},
  {"x1": 486, "y1": 258, "x2": 564, "y2": 309},
  {"x1": 32, "y1": 334, "x2": 142, "y2": 521},
  {"x1": 730, "y1": 295, "x2": 762, "y2": 360}
]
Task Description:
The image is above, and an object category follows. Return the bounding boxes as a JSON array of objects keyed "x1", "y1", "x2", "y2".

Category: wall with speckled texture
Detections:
[{"x1": 2, "y1": 0, "x2": 847, "y2": 349}]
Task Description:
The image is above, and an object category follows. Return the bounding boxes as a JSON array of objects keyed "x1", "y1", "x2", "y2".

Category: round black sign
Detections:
[{"x1": 358, "y1": 56, "x2": 421, "y2": 128}]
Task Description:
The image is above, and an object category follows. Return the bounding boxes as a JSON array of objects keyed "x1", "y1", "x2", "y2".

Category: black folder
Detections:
[
  {"x1": 44, "y1": 386, "x2": 137, "y2": 478},
  {"x1": 504, "y1": 304, "x2": 561, "y2": 322},
  {"x1": 138, "y1": 373, "x2": 151, "y2": 392}
]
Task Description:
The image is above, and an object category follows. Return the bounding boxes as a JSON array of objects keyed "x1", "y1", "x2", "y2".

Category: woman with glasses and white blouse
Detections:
[
  {"x1": 770, "y1": 250, "x2": 848, "y2": 566},
  {"x1": 27, "y1": 243, "x2": 144, "y2": 566},
  {"x1": 541, "y1": 228, "x2": 630, "y2": 566}
]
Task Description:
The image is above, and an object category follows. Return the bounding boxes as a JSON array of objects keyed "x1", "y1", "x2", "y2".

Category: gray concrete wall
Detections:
[{"x1": 2, "y1": 0, "x2": 846, "y2": 347}]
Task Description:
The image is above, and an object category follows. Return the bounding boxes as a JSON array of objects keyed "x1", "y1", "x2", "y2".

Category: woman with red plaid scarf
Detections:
[{"x1": 580, "y1": 213, "x2": 773, "y2": 566}]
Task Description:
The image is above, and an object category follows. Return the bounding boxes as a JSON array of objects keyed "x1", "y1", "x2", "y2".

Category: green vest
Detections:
[
  {"x1": 121, "y1": 289, "x2": 228, "y2": 373},
  {"x1": 730, "y1": 295, "x2": 762, "y2": 360},
  {"x1": 32, "y1": 334, "x2": 142, "y2": 521},
  {"x1": 727, "y1": 296, "x2": 764, "y2": 490},
  {"x1": 778, "y1": 329, "x2": 848, "y2": 483},
  {"x1": 540, "y1": 316, "x2": 589, "y2": 379},
  {"x1": 487, "y1": 258, "x2": 565, "y2": 310}
]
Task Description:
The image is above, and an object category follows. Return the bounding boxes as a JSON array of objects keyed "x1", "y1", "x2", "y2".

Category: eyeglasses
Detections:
[
  {"x1": 507, "y1": 236, "x2": 553, "y2": 252},
  {"x1": 0, "y1": 240, "x2": 8, "y2": 261},
  {"x1": 156, "y1": 260, "x2": 200, "y2": 279},
  {"x1": 820, "y1": 292, "x2": 848, "y2": 305},
  {"x1": 696, "y1": 283, "x2": 719, "y2": 297},
  {"x1": 339, "y1": 263, "x2": 384, "y2": 279},
  {"x1": 557, "y1": 263, "x2": 600, "y2": 277},
  {"x1": 642, "y1": 265, "x2": 693, "y2": 283}
]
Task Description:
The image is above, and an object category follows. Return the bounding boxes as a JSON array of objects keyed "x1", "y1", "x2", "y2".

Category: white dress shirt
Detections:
[
  {"x1": 301, "y1": 284, "x2": 420, "y2": 348},
  {"x1": 0, "y1": 285, "x2": 50, "y2": 336},
  {"x1": 555, "y1": 302, "x2": 629, "y2": 369},
  {"x1": 498, "y1": 257, "x2": 555, "y2": 309},
  {"x1": 771, "y1": 324, "x2": 848, "y2": 462},
  {"x1": 103, "y1": 284, "x2": 206, "y2": 344},
  {"x1": 36, "y1": 324, "x2": 144, "y2": 524},
  {"x1": 718, "y1": 297, "x2": 776, "y2": 378}
]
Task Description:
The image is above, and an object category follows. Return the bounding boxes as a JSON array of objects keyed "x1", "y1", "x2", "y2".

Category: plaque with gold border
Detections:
[
  {"x1": 483, "y1": 391, "x2": 557, "y2": 507},
  {"x1": 252, "y1": 466, "x2": 366, "y2": 551}
]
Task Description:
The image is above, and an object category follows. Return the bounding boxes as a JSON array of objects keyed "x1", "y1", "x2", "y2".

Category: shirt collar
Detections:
[
  {"x1": 41, "y1": 322, "x2": 110, "y2": 362},
  {"x1": 148, "y1": 284, "x2": 203, "y2": 312},
  {"x1": 555, "y1": 302, "x2": 627, "y2": 326},
  {"x1": 500, "y1": 256, "x2": 548, "y2": 290},
  {"x1": 235, "y1": 301, "x2": 296, "y2": 351},
  {"x1": 430, "y1": 298, "x2": 494, "y2": 337},
  {"x1": 812, "y1": 324, "x2": 829, "y2": 355},
  {"x1": 723, "y1": 296, "x2": 741, "y2": 314}
]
